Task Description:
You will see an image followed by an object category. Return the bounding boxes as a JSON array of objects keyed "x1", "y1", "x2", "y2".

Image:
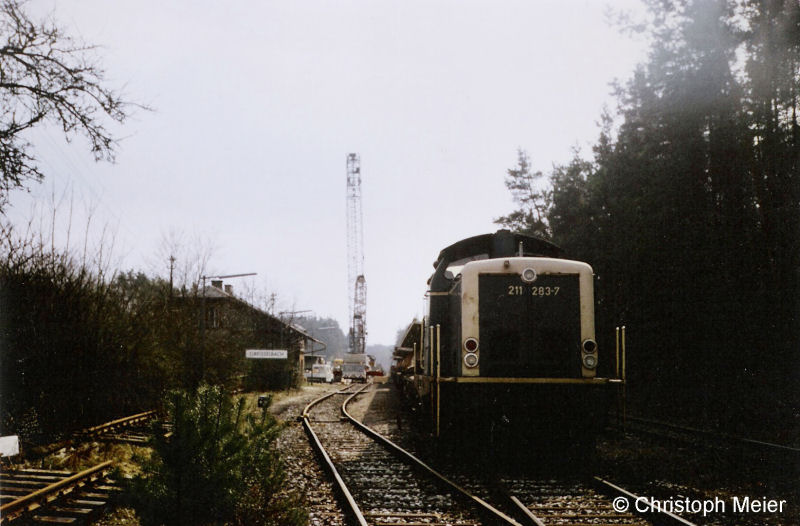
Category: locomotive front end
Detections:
[
  {"x1": 458, "y1": 257, "x2": 597, "y2": 380},
  {"x1": 414, "y1": 230, "x2": 618, "y2": 459}
]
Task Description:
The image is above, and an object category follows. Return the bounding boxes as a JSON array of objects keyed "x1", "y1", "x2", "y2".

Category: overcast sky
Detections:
[{"x1": 8, "y1": 0, "x2": 649, "y2": 345}]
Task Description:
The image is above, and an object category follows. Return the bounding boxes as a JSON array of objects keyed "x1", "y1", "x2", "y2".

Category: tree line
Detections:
[
  {"x1": 499, "y1": 0, "x2": 799, "y2": 439},
  {"x1": 0, "y1": 221, "x2": 307, "y2": 442}
]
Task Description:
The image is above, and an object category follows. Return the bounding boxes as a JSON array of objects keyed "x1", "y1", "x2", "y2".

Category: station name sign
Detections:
[{"x1": 245, "y1": 349, "x2": 288, "y2": 359}]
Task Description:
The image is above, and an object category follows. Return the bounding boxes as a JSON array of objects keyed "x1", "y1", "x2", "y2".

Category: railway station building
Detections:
[{"x1": 173, "y1": 280, "x2": 322, "y2": 390}]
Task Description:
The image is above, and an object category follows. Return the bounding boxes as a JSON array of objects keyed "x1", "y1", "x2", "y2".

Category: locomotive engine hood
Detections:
[{"x1": 430, "y1": 230, "x2": 564, "y2": 292}]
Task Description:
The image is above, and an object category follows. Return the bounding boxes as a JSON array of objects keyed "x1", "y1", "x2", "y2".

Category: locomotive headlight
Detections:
[
  {"x1": 521, "y1": 267, "x2": 538, "y2": 283},
  {"x1": 464, "y1": 352, "x2": 479, "y2": 368},
  {"x1": 464, "y1": 337, "x2": 479, "y2": 352},
  {"x1": 582, "y1": 354, "x2": 598, "y2": 369}
]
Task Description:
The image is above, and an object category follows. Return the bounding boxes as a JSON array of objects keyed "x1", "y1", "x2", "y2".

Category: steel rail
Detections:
[
  {"x1": 301, "y1": 384, "x2": 368, "y2": 526},
  {"x1": 26, "y1": 410, "x2": 158, "y2": 459},
  {"x1": 508, "y1": 495, "x2": 546, "y2": 526},
  {"x1": 624, "y1": 415, "x2": 800, "y2": 454},
  {"x1": 593, "y1": 476, "x2": 698, "y2": 526},
  {"x1": 0, "y1": 460, "x2": 113, "y2": 523},
  {"x1": 504, "y1": 477, "x2": 699, "y2": 526},
  {"x1": 79, "y1": 410, "x2": 157, "y2": 437},
  {"x1": 340, "y1": 385, "x2": 523, "y2": 525}
]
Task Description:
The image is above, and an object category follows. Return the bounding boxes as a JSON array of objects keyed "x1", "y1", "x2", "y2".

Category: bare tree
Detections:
[
  {"x1": 153, "y1": 229, "x2": 217, "y2": 294},
  {"x1": 0, "y1": 0, "x2": 144, "y2": 209}
]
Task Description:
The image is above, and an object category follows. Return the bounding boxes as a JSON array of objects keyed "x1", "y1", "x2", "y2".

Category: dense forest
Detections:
[{"x1": 499, "y1": 0, "x2": 799, "y2": 440}]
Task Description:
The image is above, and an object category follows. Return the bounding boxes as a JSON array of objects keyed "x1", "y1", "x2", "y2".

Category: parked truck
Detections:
[{"x1": 341, "y1": 353, "x2": 370, "y2": 383}]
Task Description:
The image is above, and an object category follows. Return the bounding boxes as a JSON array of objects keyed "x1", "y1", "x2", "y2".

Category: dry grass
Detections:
[{"x1": 21, "y1": 441, "x2": 149, "y2": 476}]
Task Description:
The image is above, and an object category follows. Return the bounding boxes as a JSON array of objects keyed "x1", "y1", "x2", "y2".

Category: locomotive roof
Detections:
[{"x1": 434, "y1": 230, "x2": 563, "y2": 268}]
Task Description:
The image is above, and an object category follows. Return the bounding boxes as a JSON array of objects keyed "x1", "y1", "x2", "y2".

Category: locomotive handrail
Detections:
[{"x1": 435, "y1": 323, "x2": 441, "y2": 438}]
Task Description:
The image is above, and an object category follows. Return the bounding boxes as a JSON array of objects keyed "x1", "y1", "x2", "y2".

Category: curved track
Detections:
[
  {"x1": 304, "y1": 383, "x2": 699, "y2": 526},
  {"x1": 302, "y1": 383, "x2": 521, "y2": 526}
]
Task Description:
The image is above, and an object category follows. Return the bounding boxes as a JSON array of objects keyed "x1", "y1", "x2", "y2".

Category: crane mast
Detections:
[{"x1": 346, "y1": 153, "x2": 367, "y2": 354}]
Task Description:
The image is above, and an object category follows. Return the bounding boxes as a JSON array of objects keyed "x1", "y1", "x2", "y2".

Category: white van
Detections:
[{"x1": 310, "y1": 362, "x2": 334, "y2": 383}]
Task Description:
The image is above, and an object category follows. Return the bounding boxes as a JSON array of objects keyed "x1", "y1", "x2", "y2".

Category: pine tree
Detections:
[
  {"x1": 129, "y1": 385, "x2": 306, "y2": 526},
  {"x1": 494, "y1": 149, "x2": 553, "y2": 238}
]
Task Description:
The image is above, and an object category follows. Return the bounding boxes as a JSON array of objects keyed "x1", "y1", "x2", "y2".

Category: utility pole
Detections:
[
  {"x1": 346, "y1": 153, "x2": 367, "y2": 355},
  {"x1": 168, "y1": 255, "x2": 175, "y2": 298}
]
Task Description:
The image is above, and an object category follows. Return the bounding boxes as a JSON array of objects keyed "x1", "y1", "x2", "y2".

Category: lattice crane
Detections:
[{"x1": 346, "y1": 153, "x2": 367, "y2": 354}]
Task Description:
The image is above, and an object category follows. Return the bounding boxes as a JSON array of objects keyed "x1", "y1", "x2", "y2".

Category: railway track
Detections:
[
  {"x1": 25, "y1": 410, "x2": 158, "y2": 459},
  {"x1": 76, "y1": 410, "x2": 158, "y2": 445},
  {"x1": 302, "y1": 383, "x2": 521, "y2": 525},
  {"x1": 503, "y1": 476, "x2": 697, "y2": 526},
  {"x1": 304, "y1": 383, "x2": 700, "y2": 526},
  {"x1": 620, "y1": 415, "x2": 800, "y2": 456},
  {"x1": 435, "y1": 458, "x2": 699, "y2": 526},
  {"x1": 0, "y1": 461, "x2": 119, "y2": 524}
]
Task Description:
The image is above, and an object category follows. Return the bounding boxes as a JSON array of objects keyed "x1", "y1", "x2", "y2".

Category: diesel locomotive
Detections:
[{"x1": 393, "y1": 230, "x2": 621, "y2": 454}]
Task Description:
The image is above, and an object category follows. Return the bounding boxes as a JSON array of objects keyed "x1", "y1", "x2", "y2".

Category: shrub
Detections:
[{"x1": 129, "y1": 385, "x2": 306, "y2": 526}]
